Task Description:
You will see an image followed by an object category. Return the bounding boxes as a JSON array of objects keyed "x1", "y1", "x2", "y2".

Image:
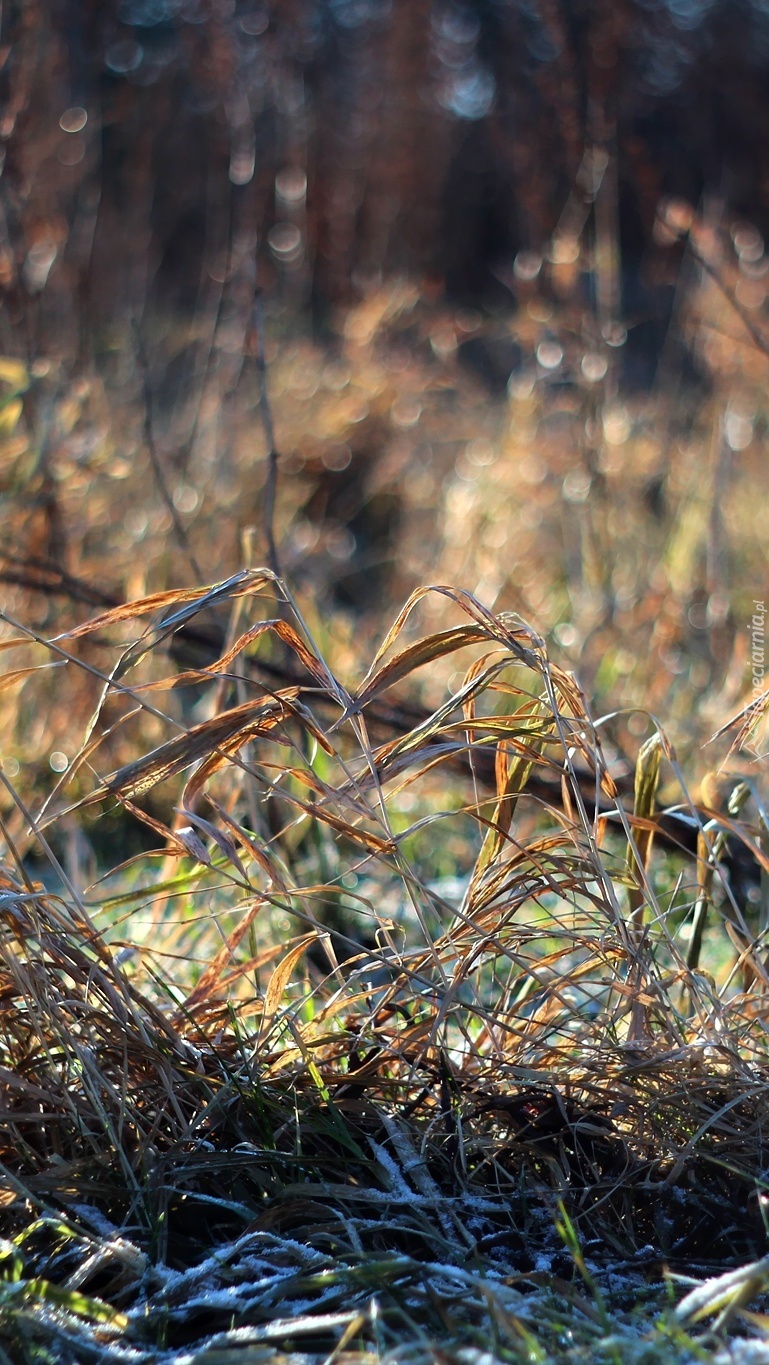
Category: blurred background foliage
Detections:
[
  {"x1": 4, "y1": 13, "x2": 769, "y2": 1355},
  {"x1": 0, "y1": 0, "x2": 768, "y2": 800}
]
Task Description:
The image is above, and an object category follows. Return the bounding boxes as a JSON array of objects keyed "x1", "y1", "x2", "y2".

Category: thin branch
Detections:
[
  {"x1": 688, "y1": 238, "x2": 769, "y2": 361},
  {"x1": 0, "y1": 552, "x2": 118, "y2": 608},
  {"x1": 133, "y1": 321, "x2": 204, "y2": 583},
  {"x1": 250, "y1": 289, "x2": 281, "y2": 578}
]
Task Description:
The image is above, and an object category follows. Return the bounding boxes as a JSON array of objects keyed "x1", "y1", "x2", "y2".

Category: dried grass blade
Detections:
[
  {"x1": 56, "y1": 580, "x2": 247, "y2": 641},
  {"x1": 176, "y1": 808, "x2": 248, "y2": 879},
  {"x1": 627, "y1": 733, "x2": 663, "y2": 929},
  {"x1": 359, "y1": 584, "x2": 461, "y2": 674},
  {"x1": 472, "y1": 717, "x2": 555, "y2": 881},
  {"x1": 204, "y1": 798, "x2": 292, "y2": 891},
  {"x1": 0, "y1": 662, "x2": 66, "y2": 693},
  {"x1": 286, "y1": 796, "x2": 396, "y2": 854},
  {"x1": 355, "y1": 626, "x2": 489, "y2": 706},
  {"x1": 0, "y1": 636, "x2": 38, "y2": 652},
  {"x1": 270, "y1": 618, "x2": 349, "y2": 693},
  {"x1": 264, "y1": 933, "x2": 317, "y2": 1018},
  {"x1": 183, "y1": 898, "x2": 267, "y2": 1009},
  {"x1": 87, "y1": 692, "x2": 298, "y2": 803}
]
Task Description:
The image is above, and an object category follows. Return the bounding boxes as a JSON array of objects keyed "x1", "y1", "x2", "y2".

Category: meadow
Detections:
[{"x1": 0, "y1": 195, "x2": 768, "y2": 1364}]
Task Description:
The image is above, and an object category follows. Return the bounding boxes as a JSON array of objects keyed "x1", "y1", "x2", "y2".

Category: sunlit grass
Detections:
[
  {"x1": 0, "y1": 571, "x2": 767, "y2": 1361},
  {"x1": 2, "y1": 202, "x2": 769, "y2": 801},
  {"x1": 0, "y1": 197, "x2": 768, "y2": 1360}
]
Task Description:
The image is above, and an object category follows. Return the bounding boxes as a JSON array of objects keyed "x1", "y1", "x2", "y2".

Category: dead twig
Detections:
[
  {"x1": 134, "y1": 320, "x2": 204, "y2": 583},
  {"x1": 249, "y1": 289, "x2": 281, "y2": 578}
]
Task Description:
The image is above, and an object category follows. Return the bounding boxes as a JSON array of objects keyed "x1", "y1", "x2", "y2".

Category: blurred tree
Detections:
[{"x1": 2, "y1": 0, "x2": 769, "y2": 355}]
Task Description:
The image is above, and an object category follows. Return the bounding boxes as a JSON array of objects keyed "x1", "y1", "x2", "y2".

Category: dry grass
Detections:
[
  {"x1": 0, "y1": 572, "x2": 768, "y2": 1361},
  {"x1": 2, "y1": 198, "x2": 769, "y2": 793},
  {"x1": 0, "y1": 186, "x2": 769, "y2": 1362}
]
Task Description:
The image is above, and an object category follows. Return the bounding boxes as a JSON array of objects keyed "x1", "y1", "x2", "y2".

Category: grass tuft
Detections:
[{"x1": 0, "y1": 575, "x2": 768, "y2": 1362}]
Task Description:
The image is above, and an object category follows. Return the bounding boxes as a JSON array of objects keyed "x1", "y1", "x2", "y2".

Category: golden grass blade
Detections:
[
  {"x1": 0, "y1": 636, "x2": 42, "y2": 652},
  {"x1": 183, "y1": 897, "x2": 268, "y2": 1010},
  {"x1": 86, "y1": 692, "x2": 299, "y2": 804},
  {"x1": 626, "y1": 733, "x2": 663, "y2": 929},
  {"x1": 281, "y1": 794, "x2": 397, "y2": 854},
  {"x1": 176, "y1": 808, "x2": 248, "y2": 880},
  {"x1": 358, "y1": 584, "x2": 458, "y2": 675},
  {"x1": 0, "y1": 662, "x2": 66, "y2": 693},
  {"x1": 55, "y1": 569, "x2": 277, "y2": 641},
  {"x1": 356, "y1": 585, "x2": 547, "y2": 705},
  {"x1": 264, "y1": 933, "x2": 317, "y2": 1018},
  {"x1": 203, "y1": 797, "x2": 292, "y2": 892},
  {"x1": 472, "y1": 712, "x2": 554, "y2": 881},
  {"x1": 162, "y1": 617, "x2": 337, "y2": 692},
  {"x1": 355, "y1": 626, "x2": 490, "y2": 706}
]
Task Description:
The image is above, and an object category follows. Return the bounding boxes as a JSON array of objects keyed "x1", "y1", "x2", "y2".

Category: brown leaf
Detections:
[
  {"x1": 58, "y1": 570, "x2": 277, "y2": 642},
  {"x1": 177, "y1": 808, "x2": 248, "y2": 879},
  {"x1": 173, "y1": 825, "x2": 212, "y2": 865},
  {"x1": 204, "y1": 798, "x2": 291, "y2": 891},
  {"x1": 0, "y1": 662, "x2": 66, "y2": 692},
  {"x1": 88, "y1": 691, "x2": 299, "y2": 803},
  {"x1": 264, "y1": 934, "x2": 317, "y2": 1018},
  {"x1": 184, "y1": 898, "x2": 270, "y2": 1010},
  {"x1": 356, "y1": 626, "x2": 489, "y2": 707}
]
